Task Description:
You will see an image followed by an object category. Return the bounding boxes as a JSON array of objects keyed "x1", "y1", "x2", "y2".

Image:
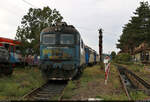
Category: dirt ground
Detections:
[{"x1": 62, "y1": 64, "x2": 128, "y2": 101}]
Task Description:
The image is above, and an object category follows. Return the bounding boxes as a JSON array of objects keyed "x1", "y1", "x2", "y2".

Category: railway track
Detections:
[
  {"x1": 22, "y1": 80, "x2": 68, "y2": 101},
  {"x1": 117, "y1": 67, "x2": 131, "y2": 100},
  {"x1": 116, "y1": 65, "x2": 150, "y2": 100}
]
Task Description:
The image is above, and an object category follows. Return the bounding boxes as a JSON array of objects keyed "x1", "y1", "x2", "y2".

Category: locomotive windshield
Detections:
[
  {"x1": 43, "y1": 34, "x2": 56, "y2": 44},
  {"x1": 60, "y1": 34, "x2": 74, "y2": 44},
  {"x1": 42, "y1": 34, "x2": 74, "y2": 45}
]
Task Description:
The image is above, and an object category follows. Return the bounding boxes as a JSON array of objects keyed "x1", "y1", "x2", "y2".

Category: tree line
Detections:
[{"x1": 117, "y1": 1, "x2": 150, "y2": 54}]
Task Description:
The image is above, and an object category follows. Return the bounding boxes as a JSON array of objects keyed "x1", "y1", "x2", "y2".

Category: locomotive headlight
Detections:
[{"x1": 54, "y1": 28, "x2": 61, "y2": 31}]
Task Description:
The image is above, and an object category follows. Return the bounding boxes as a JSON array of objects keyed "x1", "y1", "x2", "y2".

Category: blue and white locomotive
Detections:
[{"x1": 40, "y1": 22, "x2": 99, "y2": 80}]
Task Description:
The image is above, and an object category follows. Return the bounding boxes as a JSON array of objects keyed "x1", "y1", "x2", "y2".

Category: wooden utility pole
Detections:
[{"x1": 99, "y1": 28, "x2": 103, "y2": 62}]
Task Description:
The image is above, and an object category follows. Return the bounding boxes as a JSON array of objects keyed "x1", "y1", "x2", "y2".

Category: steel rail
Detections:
[
  {"x1": 124, "y1": 68, "x2": 150, "y2": 89},
  {"x1": 117, "y1": 68, "x2": 131, "y2": 100},
  {"x1": 116, "y1": 65, "x2": 150, "y2": 95},
  {"x1": 22, "y1": 80, "x2": 68, "y2": 101}
]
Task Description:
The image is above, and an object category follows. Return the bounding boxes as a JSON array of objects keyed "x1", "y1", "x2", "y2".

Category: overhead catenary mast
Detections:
[{"x1": 98, "y1": 28, "x2": 103, "y2": 62}]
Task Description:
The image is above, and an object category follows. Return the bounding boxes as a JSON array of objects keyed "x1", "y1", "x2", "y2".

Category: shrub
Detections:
[{"x1": 115, "y1": 53, "x2": 131, "y2": 62}]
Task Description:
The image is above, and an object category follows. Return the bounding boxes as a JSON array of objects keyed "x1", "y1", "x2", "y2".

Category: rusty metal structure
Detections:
[{"x1": 98, "y1": 28, "x2": 103, "y2": 62}]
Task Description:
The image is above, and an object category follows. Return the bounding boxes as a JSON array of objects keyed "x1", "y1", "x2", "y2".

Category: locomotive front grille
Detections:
[
  {"x1": 46, "y1": 68, "x2": 75, "y2": 79},
  {"x1": 63, "y1": 64, "x2": 74, "y2": 70}
]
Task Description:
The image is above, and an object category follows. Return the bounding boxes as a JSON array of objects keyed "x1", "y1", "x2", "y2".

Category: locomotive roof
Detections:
[
  {"x1": 85, "y1": 45, "x2": 98, "y2": 53},
  {"x1": 41, "y1": 25, "x2": 80, "y2": 35}
]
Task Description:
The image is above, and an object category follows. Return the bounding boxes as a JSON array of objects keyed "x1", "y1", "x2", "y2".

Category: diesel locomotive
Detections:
[{"x1": 40, "y1": 22, "x2": 99, "y2": 80}]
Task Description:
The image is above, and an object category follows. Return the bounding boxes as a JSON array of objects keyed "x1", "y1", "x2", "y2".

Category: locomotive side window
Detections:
[
  {"x1": 43, "y1": 34, "x2": 56, "y2": 44},
  {"x1": 60, "y1": 34, "x2": 74, "y2": 44}
]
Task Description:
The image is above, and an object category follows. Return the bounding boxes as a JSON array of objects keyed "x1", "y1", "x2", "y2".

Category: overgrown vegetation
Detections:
[
  {"x1": 63, "y1": 65, "x2": 105, "y2": 99},
  {"x1": 120, "y1": 63, "x2": 150, "y2": 82},
  {"x1": 62, "y1": 81, "x2": 77, "y2": 99},
  {"x1": 130, "y1": 91, "x2": 148, "y2": 100},
  {"x1": 0, "y1": 67, "x2": 45, "y2": 100},
  {"x1": 111, "y1": 51, "x2": 116, "y2": 60},
  {"x1": 62, "y1": 64, "x2": 128, "y2": 100},
  {"x1": 114, "y1": 53, "x2": 132, "y2": 63},
  {"x1": 124, "y1": 64, "x2": 144, "y2": 72}
]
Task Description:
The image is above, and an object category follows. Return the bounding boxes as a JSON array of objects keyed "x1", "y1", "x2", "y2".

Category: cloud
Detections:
[{"x1": 0, "y1": 0, "x2": 148, "y2": 53}]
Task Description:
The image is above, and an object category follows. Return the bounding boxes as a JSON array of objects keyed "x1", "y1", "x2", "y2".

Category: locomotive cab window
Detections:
[
  {"x1": 60, "y1": 34, "x2": 74, "y2": 44},
  {"x1": 43, "y1": 34, "x2": 56, "y2": 44}
]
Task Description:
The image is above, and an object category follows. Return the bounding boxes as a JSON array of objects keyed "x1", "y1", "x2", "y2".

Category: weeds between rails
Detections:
[{"x1": 22, "y1": 80, "x2": 68, "y2": 101}]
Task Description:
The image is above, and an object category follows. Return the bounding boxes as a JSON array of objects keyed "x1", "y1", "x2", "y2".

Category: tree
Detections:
[
  {"x1": 117, "y1": 1, "x2": 150, "y2": 54},
  {"x1": 111, "y1": 51, "x2": 116, "y2": 59},
  {"x1": 15, "y1": 7, "x2": 63, "y2": 55}
]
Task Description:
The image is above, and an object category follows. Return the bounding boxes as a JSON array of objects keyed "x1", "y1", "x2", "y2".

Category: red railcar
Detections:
[{"x1": 0, "y1": 37, "x2": 21, "y2": 75}]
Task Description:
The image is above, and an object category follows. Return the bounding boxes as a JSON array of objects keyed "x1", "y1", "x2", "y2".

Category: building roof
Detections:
[{"x1": 133, "y1": 42, "x2": 150, "y2": 54}]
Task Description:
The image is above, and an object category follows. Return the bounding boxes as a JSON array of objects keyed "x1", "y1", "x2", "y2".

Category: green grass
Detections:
[
  {"x1": 80, "y1": 65, "x2": 104, "y2": 87},
  {"x1": 127, "y1": 64, "x2": 144, "y2": 72},
  {"x1": 62, "y1": 64, "x2": 128, "y2": 100},
  {"x1": 115, "y1": 62, "x2": 145, "y2": 72},
  {"x1": 63, "y1": 65, "x2": 104, "y2": 99},
  {"x1": 0, "y1": 67, "x2": 45, "y2": 100},
  {"x1": 115, "y1": 61, "x2": 134, "y2": 65},
  {"x1": 62, "y1": 81, "x2": 77, "y2": 99},
  {"x1": 130, "y1": 91, "x2": 148, "y2": 100},
  {"x1": 63, "y1": 64, "x2": 149, "y2": 100}
]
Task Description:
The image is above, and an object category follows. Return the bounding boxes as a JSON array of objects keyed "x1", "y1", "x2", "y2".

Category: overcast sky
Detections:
[{"x1": 0, "y1": 0, "x2": 148, "y2": 54}]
